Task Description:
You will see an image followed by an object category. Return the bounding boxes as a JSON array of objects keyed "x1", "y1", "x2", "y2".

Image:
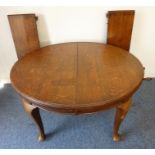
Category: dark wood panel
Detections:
[
  {"x1": 8, "y1": 14, "x2": 40, "y2": 59},
  {"x1": 107, "y1": 10, "x2": 135, "y2": 51}
]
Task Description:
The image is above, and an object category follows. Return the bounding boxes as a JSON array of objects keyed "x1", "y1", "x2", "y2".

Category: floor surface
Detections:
[{"x1": 0, "y1": 80, "x2": 155, "y2": 148}]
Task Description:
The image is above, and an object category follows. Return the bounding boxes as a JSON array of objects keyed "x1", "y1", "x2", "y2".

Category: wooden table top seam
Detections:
[{"x1": 10, "y1": 42, "x2": 144, "y2": 113}]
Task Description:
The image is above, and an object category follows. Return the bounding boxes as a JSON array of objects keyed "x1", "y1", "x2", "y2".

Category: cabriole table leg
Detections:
[
  {"x1": 22, "y1": 99, "x2": 45, "y2": 141},
  {"x1": 113, "y1": 98, "x2": 132, "y2": 141}
]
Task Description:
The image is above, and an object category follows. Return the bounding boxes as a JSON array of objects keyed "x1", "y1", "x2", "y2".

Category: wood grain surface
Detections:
[
  {"x1": 8, "y1": 14, "x2": 40, "y2": 59},
  {"x1": 10, "y1": 42, "x2": 144, "y2": 114},
  {"x1": 107, "y1": 10, "x2": 135, "y2": 50}
]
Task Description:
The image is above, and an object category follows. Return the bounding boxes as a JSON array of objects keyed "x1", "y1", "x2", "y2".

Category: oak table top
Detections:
[
  {"x1": 10, "y1": 42, "x2": 144, "y2": 141},
  {"x1": 11, "y1": 42, "x2": 144, "y2": 113}
]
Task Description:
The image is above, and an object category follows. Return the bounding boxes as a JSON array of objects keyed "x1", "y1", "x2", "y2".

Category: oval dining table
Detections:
[{"x1": 10, "y1": 42, "x2": 144, "y2": 142}]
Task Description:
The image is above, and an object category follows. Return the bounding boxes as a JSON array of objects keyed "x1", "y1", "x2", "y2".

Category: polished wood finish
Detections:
[
  {"x1": 107, "y1": 10, "x2": 135, "y2": 50},
  {"x1": 8, "y1": 14, "x2": 40, "y2": 59},
  {"x1": 22, "y1": 99, "x2": 45, "y2": 141},
  {"x1": 113, "y1": 98, "x2": 132, "y2": 141},
  {"x1": 10, "y1": 42, "x2": 144, "y2": 141}
]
